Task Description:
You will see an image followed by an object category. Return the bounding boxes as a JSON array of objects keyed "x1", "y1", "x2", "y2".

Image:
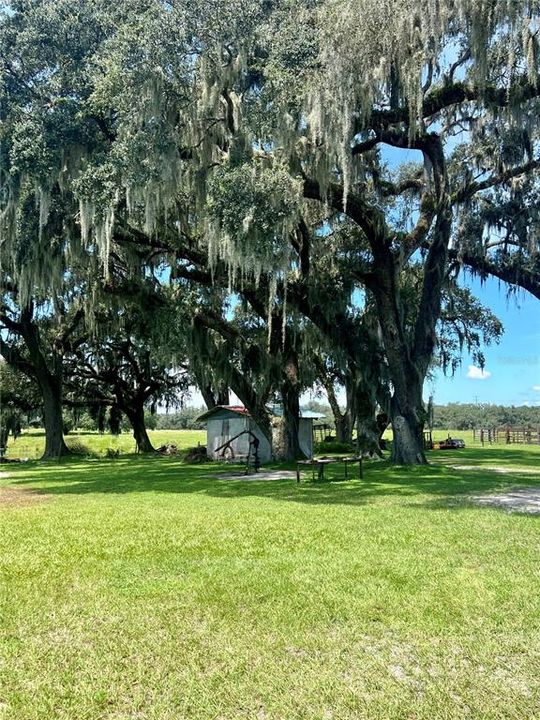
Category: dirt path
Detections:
[
  {"x1": 0, "y1": 486, "x2": 49, "y2": 508},
  {"x1": 212, "y1": 470, "x2": 296, "y2": 481},
  {"x1": 473, "y1": 487, "x2": 540, "y2": 514}
]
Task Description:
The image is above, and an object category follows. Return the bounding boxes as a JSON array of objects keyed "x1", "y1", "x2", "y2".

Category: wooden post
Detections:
[
  {"x1": 296, "y1": 463, "x2": 300, "y2": 484},
  {"x1": 359, "y1": 456, "x2": 363, "y2": 480}
]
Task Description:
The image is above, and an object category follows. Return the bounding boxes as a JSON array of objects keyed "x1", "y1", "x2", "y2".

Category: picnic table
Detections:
[{"x1": 296, "y1": 455, "x2": 363, "y2": 483}]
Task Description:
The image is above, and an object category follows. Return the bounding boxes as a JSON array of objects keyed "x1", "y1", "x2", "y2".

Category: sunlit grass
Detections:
[
  {"x1": 6, "y1": 428, "x2": 207, "y2": 460},
  {"x1": 1, "y1": 438, "x2": 539, "y2": 719}
]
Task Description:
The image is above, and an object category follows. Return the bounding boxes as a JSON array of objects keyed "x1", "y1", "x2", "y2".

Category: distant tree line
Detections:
[
  {"x1": 432, "y1": 404, "x2": 540, "y2": 431},
  {"x1": 155, "y1": 408, "x2": 206, "y2": 431},
  {"x1": 153, "y1": 402, "x2": 540, "y2": 433}
]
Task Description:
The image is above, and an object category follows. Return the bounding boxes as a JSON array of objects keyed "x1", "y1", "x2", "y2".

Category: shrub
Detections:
[
  {"x1": 63, "y1": 416, "x2": 75, "y2": 435},
  {"x1": 183, "y1": 446, "x2": 208, "y2": 463},
  {"x1": 76, "y1": 412, "x2": 96, "y2": 431},
  {"x1": 67, "y1": 439, "x2": 97, "y2": 457}
]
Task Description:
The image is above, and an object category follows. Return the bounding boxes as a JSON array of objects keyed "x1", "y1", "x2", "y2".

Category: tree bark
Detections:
[
  {"x1": 40, "y1": 373, "x2": 71, "y2": 459},
  {"x1": 280, "y1": 379, "x2": 303, "y2": 460},
  {"x1": 355, "y1": 388, "x2": 382, "y2": 457},
  {"x1": 216, "y1": 385, "x2": 230, "y2": 406},
  {"x1": 278, "y1": 350, "x2": 304, "y2": 460},
  {"x1": 334, "y1": 415, "x2": 352, "y2": 444},
  {"x1": 199, "y1": 382, "x2": 230, "y2": 409},
  {"x1": 124, "y1": 403, "x2": 155, "y2": 453},
  {"x1": 200, "y1": 383, "x2": 218, "y2": 410},
  {"x1": 16, "y1": 308, "x2": 71, "y2": 460},
  {"x1": 326, "y1": 374, "x2": 353, "y2": 444},
  {"x1": 368, "y1": 257, "x2": 428, "y2": 464},
  {"x1": 389, "y1": 390, "x2": 426, "y2": 465}
]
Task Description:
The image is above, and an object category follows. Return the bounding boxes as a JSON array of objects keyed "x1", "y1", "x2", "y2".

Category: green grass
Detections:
[
  {"x1": 1, "y1": 435, "x2": 540, "y2": 719},
  {"x1": 6, "y1": 428, "x2": 207, "y2": 460}
]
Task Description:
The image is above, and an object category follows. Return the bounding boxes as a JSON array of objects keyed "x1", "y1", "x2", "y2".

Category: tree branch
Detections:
[{"x1": 453, "y1": 158, "x2": 540, "y2": 203}]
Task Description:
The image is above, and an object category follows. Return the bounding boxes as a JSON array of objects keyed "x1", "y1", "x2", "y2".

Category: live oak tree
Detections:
[
  {"x1": 248, "y1": 0, "x2": 540, "y2": 463},
  {"x1": 2, "y1": 0, "x2": 538, "y2": 463},
  {"x1": 0, "y1": 291, "x2": 85, "y2": 458},
  {"x1": 0, "y1": 361, "x2": 40, "y2": 450},
  {"x1": 65, "y1": 291, "x2": 188, "y2": 453},
  {"x1": 190, "y1": 292, "x2": 313, "y2": 460}
]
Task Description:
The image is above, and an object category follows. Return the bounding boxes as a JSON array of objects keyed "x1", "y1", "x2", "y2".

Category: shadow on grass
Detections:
[{"x1": 3, "y1": 445, "x2": 539, "y2": 509}]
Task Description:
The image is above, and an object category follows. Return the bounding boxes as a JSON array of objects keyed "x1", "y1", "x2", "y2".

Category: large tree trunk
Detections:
[
  {"x1": 194, "y1": 363, "x2": 230, "y2": 409},
  {"x1": 125, "y1": 404, "x2": 155, "y2": 453},
  {"x1": 16, "y1": 308, "x2": 71, "y2": 460},
  {"x1": 390, "y1": 388, "x2": 427, "y2": 465},
  {"x1": 280, "y1": 379, "x2": 303, "y2": 460},
  {"x1": 327, "y1": 376, "x2": 354, "y2": 444},
  {"x1": 355, "y1": 388, "x2": 382, "y2": 457},
  {"x1": 334, "y1": 415, "x2": 352, "y2": 444},
  {"x1": 379, "y1": 339, "x2": 427, "y2": 464},
  {"x1": 200, "y1": 383, "x2": 218, "y2": 410},
  {"x1": 369, "y1": 260, "x2": 428, "y2": 465},
  {"x1": 278, "y1": 351, "x2": 304, "y2": 461},
  {"x1": 216, "y1": 386, "x2": 230, "y2": 406},
  {"x1": 40, "y1": 374, "x2": 71, "y2": 459}
]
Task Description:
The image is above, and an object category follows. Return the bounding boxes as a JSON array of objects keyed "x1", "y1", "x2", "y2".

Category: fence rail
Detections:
[{"x1": 473, "y1": 427, "x2": 540, "y2": 445}]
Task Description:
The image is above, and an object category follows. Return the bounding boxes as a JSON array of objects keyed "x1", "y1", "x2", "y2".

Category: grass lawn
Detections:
[
  {"x1": 6, "y1": 429, "x2": 207, "y2": 460},
  {"x1": 1, "y1": 434, "x2": 539, "y2": 719}
]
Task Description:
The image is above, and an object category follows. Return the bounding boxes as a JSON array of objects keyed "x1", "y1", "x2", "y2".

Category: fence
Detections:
[{"x1": 473, "y1": 427, "x2": 540, "y2": 445}]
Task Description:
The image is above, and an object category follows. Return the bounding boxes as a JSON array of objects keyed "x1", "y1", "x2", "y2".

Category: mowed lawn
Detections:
[{"x1": 1, "y1": 434, "x2": 540, "y2": 719}]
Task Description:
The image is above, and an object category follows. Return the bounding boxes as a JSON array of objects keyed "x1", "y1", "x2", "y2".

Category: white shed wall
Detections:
[
  {"x1": 298, "y1": 418, "x2": 314, "y2": 458},
  {"x1": 207, "y1": 416, "x2": 272, "y2": 463}
]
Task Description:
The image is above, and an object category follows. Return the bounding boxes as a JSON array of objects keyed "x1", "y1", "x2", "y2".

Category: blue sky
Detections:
[{"x1": 428, "y1": 275, "x2": 540, "y2": 407}]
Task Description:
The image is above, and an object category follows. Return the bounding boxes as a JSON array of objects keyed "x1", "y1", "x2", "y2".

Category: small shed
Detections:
[{"x1": 197, "y1": 405, "x2": 324, "y2": 462}]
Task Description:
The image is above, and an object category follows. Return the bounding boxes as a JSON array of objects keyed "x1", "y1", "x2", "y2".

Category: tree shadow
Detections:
[{"x1": 4, "y1": 445, "x2": 539, "y2": 509}]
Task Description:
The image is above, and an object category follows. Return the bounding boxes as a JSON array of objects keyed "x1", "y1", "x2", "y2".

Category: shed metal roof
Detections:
[
  {"x1": 196, "y1": 405, "x2": 251, "y2": 422},
  {"x1": 197, "y1": 405, "x2": 325, "y2": 423}
]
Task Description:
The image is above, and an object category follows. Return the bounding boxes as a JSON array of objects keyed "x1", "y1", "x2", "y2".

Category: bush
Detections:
[
  {"x1": 183, "y1": 446, "x2": 208, "y2": 463},
  {"x1": 314, "y1": 440, "x2": 353, "y2": 454},
  {"x1": 76, "y1": 412, "x2": 97, "y2": 431},
  {"x1": 66, "y1": 439, "x2": 97, "y2": 457},
  {"x1": 63, "y1": 415, "x2": 75, "y2": 435}
]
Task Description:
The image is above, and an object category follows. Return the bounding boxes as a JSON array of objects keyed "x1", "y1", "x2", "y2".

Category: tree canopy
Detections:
[{"x1": 1, "y1": 0, "x2": 538, "y2": 462}]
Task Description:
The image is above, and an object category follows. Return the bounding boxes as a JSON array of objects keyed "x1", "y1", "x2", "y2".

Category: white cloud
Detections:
[
  {"x1": 532, "y1": 385, "x2": 540, "y2": 391},
  {"x1": 467, "y1": 365, "x2": 492, "y2": 380}
]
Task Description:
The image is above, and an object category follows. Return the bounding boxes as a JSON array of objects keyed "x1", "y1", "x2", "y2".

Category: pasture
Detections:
[{"x1": 1, "y1": 431, "x2": 539, "y2": 719}]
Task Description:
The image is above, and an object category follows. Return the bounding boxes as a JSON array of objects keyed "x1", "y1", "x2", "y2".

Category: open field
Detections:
[
  {"x1": 5, "y1": 429, "x2": 207, "y2": 461},
  {"x1": 9, "y1": 426, "x2": 537, "y2": 462},
  {"x1": 1, "y1": 437, "x2": 540, "y2": 719}
]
